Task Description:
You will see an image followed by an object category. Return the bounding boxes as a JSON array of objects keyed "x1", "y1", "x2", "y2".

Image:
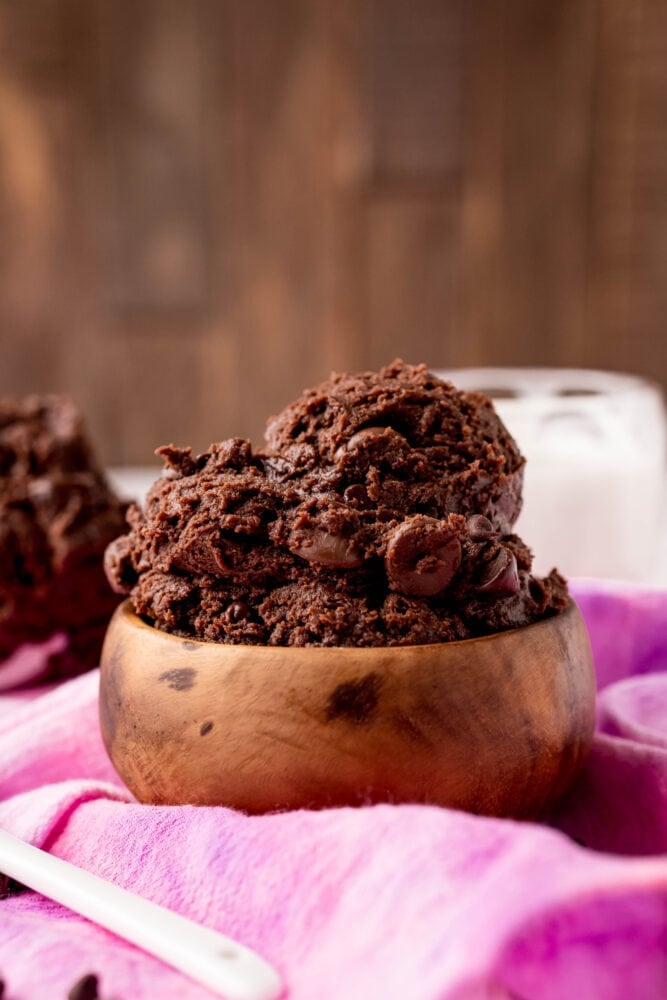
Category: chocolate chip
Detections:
[
  {"x1": 0, "y1": 977, "x2": 5, "y2": 998},
  {"x1": 226, "y1": 600, "x2": 249, "y2": 622},
  {"x1": 344, "y1": 484, "x2": 373, "y2": 509},
  {"x1": 477, "y1": 547, "x2": 520, "y2": 596},
  {"x1": 466, "y1": 514, "x2": 495, "y2": 540},
  {"x1": 68, "y1": 973, "x2": 100, "y2": 1000},
  {"x1": 291, "y1": 529, "x2": 363, "y2": 569},
  {"x1": 346, "y1": 427, "x2": 389, "y2": 450},
  {"x1": 339, "y1": 425, "x2": 409, "y2": 459},
  {"x1": 385, "y1": 516, "x2": 461, "y2": 597}
]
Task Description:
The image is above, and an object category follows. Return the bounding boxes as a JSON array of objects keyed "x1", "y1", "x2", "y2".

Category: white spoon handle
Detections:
[{"x1": 0, "y1": 829, "x2": 282, "y2": 1000}]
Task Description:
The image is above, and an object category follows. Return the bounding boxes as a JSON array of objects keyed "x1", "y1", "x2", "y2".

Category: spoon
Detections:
[{"x1": 0, "y1": 828, "x2": 282, "y2": 1000}]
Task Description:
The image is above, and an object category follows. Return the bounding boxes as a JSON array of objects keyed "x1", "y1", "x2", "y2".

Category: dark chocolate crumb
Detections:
[{"x1": 327, "y1": 673, "x2": 382, "y2": 724}]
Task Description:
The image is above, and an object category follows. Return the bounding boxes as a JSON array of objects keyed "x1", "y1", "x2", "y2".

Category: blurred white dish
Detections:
[
  {"x1": 435, "y1": 368, "x2": 667, "y2": 585},
  {"x1": 107, "y1": 466, "x2": 160, "y2": 504}
]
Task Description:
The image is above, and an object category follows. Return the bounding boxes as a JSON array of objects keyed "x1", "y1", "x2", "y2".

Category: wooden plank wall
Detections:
[{"x1": 0, "y1": 0, "x2": 665, "y2": 464}]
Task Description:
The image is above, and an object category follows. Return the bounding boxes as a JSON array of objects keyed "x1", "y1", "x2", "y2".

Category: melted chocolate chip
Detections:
[
  {"x1": 291, "y1": 528, "x2": 363, "y2": 569},
  {"x1": 346, "y1": 427, "x2": 391, "y2": 450},
  {"x1": 478, "y1": 547, "x2": 520, "y2": 596},
  {"x1": 226, "y1": 600, "x2": 249, "y2": 622},
  {"x1": 466, "y1": 514, "x2": 495, "y2": 540},
  {"x1": 385, "y1": 516, "x2": 461, "y2": 597},
  {"x1": 336, "y1": 425, "x2": 409, "y2": 462}
]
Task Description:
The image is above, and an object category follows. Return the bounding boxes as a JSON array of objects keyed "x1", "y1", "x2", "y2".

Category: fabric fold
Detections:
[{"x1": 0, "y1": 580, "x2": 666, "y2": 999}]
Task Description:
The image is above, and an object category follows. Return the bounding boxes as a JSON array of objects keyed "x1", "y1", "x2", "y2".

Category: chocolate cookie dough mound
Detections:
[
  {"x1": 105, "y1": 361, "x2": 569, "y2": 647},
  {"x1": 266, "y1": 360, "x2": 525, "y2": 532},
  {"x1": 0, "y1": 395, "x2": 127, "y2": 677}
]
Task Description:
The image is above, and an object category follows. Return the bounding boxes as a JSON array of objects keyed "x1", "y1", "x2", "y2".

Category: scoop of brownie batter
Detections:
[
  {"x1": 105, "y1": 361, "x2": 568, "y2": 646},
  {"x1": 265, "y1": 358, "x2": 525, "y2": 533},
  {"x1": 0, "y1": 395, "x2": 127, "y2": 677}
]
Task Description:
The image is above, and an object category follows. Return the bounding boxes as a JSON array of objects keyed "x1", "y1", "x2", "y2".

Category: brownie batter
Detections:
[
  {"x1": 105, "y1": 361, "x2": 568, "y2": 646},
  {"x1": 0, "y1": 395, "x2": 127, "y2": 676}
]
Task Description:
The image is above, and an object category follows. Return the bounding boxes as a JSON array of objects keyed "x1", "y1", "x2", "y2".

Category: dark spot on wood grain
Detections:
[
  {"x1": 181, "y1": 641, "x2": 198, "y2": 651},
  {"x1": 200, "y1": 721, "x2": 214, "y2": 736},
  {"x1": 326, "y1": 673, "x2": 382, "y2": 724},
  {"x1": 158, "y1": 667, "x2": 197, "y2": 691}
]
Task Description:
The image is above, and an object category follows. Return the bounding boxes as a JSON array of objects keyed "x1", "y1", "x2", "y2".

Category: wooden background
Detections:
[{"x1": 0, "y1": 0, "x2": 665, "y2": 465}]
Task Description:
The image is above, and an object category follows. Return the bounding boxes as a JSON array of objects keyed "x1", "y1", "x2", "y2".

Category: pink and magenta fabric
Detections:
[{"x1": 1, "y1": 580, "x2": 666, "y2": 999}]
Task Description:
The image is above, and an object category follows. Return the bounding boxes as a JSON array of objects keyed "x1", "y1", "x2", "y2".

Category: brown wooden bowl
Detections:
[{"x1": 99, "y1": 599, "x2": 595, "y2": 818}]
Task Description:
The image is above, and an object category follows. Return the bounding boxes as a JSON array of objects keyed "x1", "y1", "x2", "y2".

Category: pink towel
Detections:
[{"x1": 1, "y1": 581, "x2": 666, "y2": 1000}]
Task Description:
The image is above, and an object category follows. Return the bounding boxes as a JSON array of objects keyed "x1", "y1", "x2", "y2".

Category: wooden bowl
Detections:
[{"x1": 99, "y1": 600, "x2": 595, "y2": 818}]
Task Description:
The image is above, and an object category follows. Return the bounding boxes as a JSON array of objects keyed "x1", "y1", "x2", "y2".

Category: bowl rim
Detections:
[{"x1": 109, "y1": 597, "x2": 579, "y2": 657}]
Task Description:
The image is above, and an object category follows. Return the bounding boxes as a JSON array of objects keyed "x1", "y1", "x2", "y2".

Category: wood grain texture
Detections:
[
  {"x1": 99, "y1": 600, "x2": 596, "y2": 817},
  {"x1": 0, "y1": 0, "x2": 665, "y2": 463},
  {"x1": 96, "y1": 0, "x2": 210, "y2": 313},
  {"x1": 367, "y1": 195, "x2": 461, "y2": 369},
  {"x1": 586, "y1": 0, "x2": 667, "y2": 380},
  {"x1": 460, "y1": 0, "x2": 598, "y2": 367},
  {"x1": 368, "y1": 0, "x2": 464, "y2": 179}
]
